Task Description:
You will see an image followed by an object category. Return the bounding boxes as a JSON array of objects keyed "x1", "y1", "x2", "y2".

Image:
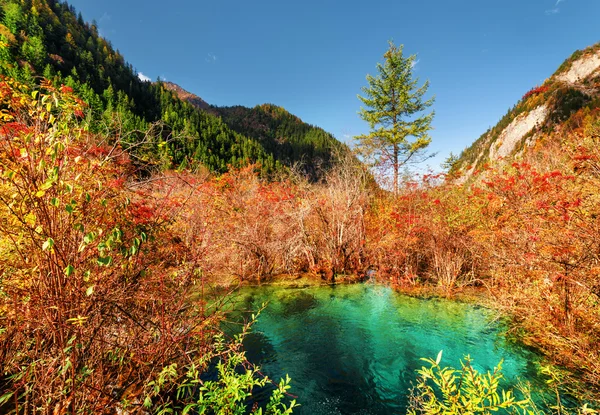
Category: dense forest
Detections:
[
  {"x1": 162, "y1": 81, "x2": 346, "y2": 180},
  {"x1": 2, "y1": 0, "x2": 600, "y2": 413},
  {"x1": 214, "y1": 104, "x2": 343, "y2": 180},
  {"x1": 0, "y1": 0, "x2": 345, "y2": 177}
]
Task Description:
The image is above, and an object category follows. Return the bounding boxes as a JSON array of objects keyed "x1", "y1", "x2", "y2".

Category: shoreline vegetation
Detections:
[
  {"x1": 1, "y1": 76, "x2": 600, "y2": 412},
  {"x1": 1, "y1": 0, "x2": 600, "y2": 411}
]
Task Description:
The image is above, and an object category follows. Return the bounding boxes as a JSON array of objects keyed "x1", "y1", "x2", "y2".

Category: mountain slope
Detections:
[
  {"x1": 214, "y1": 104, "x2": 346, "y2": 179},
  {"x1": 452, "y1": 42, "x2": 600, "y2": 179},
  {"x1": 160, "y1": 82, "x2": 346, "y2": 179},
  {"x1": 0, "y1": 0, "x2": 345, "y2": 179},
  {"x1": 162, "y1": 81, "x2": 210, "y2": 110}
]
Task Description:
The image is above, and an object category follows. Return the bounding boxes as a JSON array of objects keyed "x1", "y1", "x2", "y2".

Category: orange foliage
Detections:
[
  {"x1": 4, "y1": 72, "x2": 600, "y2": 404},
  {"x1": 359, "y1": 112, "x2": 600, "y2": 388},
  {"x1": 0, "y1": 77, "x2": 223, "y2": 412}
]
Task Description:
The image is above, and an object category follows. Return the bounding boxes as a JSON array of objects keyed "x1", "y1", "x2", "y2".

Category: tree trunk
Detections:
[{"x1": 393, "y1": 143, "x2": 399, "y2": 193}]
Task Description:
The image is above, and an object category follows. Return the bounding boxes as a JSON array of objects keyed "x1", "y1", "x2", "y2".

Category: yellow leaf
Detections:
[
  {"x1": 24, "y1": 213, "x2": 36, "y2": 226},
  {"x1": 39, "y1": 181, "x2": 53, "y2": 191}
]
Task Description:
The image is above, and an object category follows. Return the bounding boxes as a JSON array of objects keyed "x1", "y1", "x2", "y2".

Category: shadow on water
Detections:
[
  {"x1": 278, "y1": 290, "x2": 320, "y2": 317},
  {"x1": 229, "y1": 284, "x2": 549, "y2": 415}
]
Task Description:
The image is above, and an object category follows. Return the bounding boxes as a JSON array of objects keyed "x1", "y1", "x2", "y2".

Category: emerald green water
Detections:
[{"x1": 230, "y1": 284, "x2": 544, "y2": 414}]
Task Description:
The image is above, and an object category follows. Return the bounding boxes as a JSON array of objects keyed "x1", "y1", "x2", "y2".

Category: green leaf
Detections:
[
  {"x1": 65, "y1": 204, "x2": 74, "y2": 214},
  {"x1": 0, "y1": 391, "x2": 14, "y2": 405},
  {"x1": 97, "y1": 256, "x2": 112, "y2": 266},
  {"x1": 83, "y1": 232, "x2": 95, "y2": 244},
  {"x1": 182, "y1": 404, "x2": 196, "y2": 415},
  {"x1": 39, "y1": 181, "x2": 53, "y2": 191},
  {"x1": 64, "y1": 264, "x2": 75, "y2": 277},
  {"x1": 86, "y1": 285, "x2": 94, "y2": 296},
  {"x1": 143, "y1": 396, "x2": 152, "y2": 408},
  {"x1": 42, "y1": 238, "x2": 54, "y2": 251}
]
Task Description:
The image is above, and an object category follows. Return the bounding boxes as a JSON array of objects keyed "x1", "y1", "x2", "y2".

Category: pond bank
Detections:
[
  {"x1": 227, "y1": 283, "x2": 548, "y2": 414},
  {"x1": 211, "y1": 272, "x2": 600, "y2": 406}
]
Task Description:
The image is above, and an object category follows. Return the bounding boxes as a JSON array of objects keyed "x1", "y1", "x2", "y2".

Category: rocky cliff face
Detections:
[
  {"x1": 557, "y1": 49, "x2": 600, "y2": 84},
  {"x1": 453, "y1": 43, "x2": 600, "y2": 180}
]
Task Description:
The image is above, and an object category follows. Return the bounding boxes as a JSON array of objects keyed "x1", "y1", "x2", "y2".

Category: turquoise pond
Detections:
[{"x1": 226, "y1": 284, "x2": 545, "y2": 414}]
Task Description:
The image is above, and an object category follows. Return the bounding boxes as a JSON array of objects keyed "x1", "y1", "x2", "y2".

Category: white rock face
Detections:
[
  {"x1": 490, "y1": 105, "x2": 548, "y2": 159},
  {"x1": 557, "y1": 51, "x2": 600, "y2": 84},
  {"x1": 457, "y1": 49, "x2": 600, "y2": 183}
]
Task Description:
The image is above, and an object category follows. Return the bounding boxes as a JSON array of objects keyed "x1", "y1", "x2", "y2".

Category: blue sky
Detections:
[{"x1": 68, "y1": 0, "x2": 599, "y2": 170}]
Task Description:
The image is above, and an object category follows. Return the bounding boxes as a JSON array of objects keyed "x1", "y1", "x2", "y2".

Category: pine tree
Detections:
[{"x1": 356, "y1": 41, "x2": 434, "y2": 192}]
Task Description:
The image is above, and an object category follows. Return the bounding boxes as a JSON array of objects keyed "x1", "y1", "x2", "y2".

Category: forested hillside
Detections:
[
  {"x1": 215, "y1": 104, "x2": 344, "y2": 179},
  {"x1": 162, "y1": 81, "x2": 347, "y2": 179},
  {"x1": 0, "y1": 0, "x2": 345, "y2": 177}
]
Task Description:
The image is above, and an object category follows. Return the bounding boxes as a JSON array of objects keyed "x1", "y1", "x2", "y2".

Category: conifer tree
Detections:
[{"x1": 356, "y1": 41, "x2": 434, "y2": 192}]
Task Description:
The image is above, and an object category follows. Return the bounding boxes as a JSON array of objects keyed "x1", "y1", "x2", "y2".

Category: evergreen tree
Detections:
[
  {"x1": 21, "y1": 35, "x2": 46, "y2": 68},
  {"x1": 356, "y1": 41, "x2": 434, "y2": 192},
  {"x1": 441, "y1": 151, "x2": 459, "y2": 173},
  {"x1": 1, "y1": 2, "x2": 23, "y2": 34}
]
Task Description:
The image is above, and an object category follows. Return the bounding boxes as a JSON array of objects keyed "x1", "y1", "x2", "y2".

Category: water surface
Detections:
[{"x1": 230, "y1": 284, "x2": 543, "y2": 414}]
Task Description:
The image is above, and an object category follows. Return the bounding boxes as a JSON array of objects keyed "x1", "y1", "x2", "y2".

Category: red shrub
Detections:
[{"x1": 522, "y1": 85, "x2": 550, "y2": 101}]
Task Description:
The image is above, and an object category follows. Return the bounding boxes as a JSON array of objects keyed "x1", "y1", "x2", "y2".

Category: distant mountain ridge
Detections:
[
  {"x1": 452, "y1": 42, "x2": 600, "y2": 179},
  {"x1": 162, "y1": 81, "x2": 211, "y2": 110}
]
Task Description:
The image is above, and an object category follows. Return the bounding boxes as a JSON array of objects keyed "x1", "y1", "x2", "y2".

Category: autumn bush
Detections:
[
  {"x1": 302, "y1": 155, "x2": 370, "y2": 280},
  {"x1": 523, "y1": 84, "x2": 550, "y2": 101},
  {"x1": 364, "y1": 174, "x2": 479, "y2": 293},
  {"x1": 365, "y1": 183, "x2": 429, "y2": 285},
  {"x1": 361, "y1": 108, "x2": 600, "y2": 391},
  {"x1": 0, "y1": 78, "x2": 296, "y2": 414},
  {"x1": 432, "y1": 114, "x2": 600, "y2": 389},
  {"x1": 160, "y1": 151, "x2": 371, "y2": 285},
  {"x1": 194, "y1": 165, "x2": 305, "y2": 282}
]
